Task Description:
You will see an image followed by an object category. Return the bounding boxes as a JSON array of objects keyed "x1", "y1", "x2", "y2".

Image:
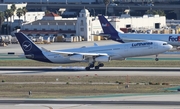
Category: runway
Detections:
[
  {"x1": 0, "y1": 99, "x2": 180, "y2": 105},
  {"x1": 0, "y1": 66, "x2": 180, "y2": 71},
  {"x1": 0, "y1": 67, "x2": 180, "y2": 76},
  {"x1": 1, "y1": 94, "x2": 180, "y2": 109}
]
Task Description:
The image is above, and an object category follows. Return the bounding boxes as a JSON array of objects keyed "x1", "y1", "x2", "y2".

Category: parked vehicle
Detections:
[{"x1": 110, "y1": 3, "x2": 118, "y2": 6}]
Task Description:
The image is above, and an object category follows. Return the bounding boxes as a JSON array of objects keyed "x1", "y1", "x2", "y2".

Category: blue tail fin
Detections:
[
  {"x1": 15, "y1": 32, "x2": 41, "y2": 54},
  {"x1": 15, "y1": 32, "x2": 51, "y2": 63},
  {"x1": 98, "y1": 15, "x2": 124, "y2": 43}
]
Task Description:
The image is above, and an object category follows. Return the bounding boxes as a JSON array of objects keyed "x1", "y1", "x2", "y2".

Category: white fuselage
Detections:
[
  {"x1": 120, "y1": 33, "x2": 180, "y2": 46},
  {"x1": 42, "y1": 41, "x2": 172, "y2": 63}
]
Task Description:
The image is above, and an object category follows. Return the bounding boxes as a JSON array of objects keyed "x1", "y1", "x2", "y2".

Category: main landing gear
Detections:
[
  {"x1": 85, "y1": 62, "x2": 104, "y2": 71},
  {"x1": 155, "y1": 54, "x2": 159, "y2": 61}
]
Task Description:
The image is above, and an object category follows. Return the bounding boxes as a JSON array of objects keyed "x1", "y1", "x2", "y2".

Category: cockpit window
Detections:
[{"x1": 163, "y1": 43, "x2": 167, "y2": 45}]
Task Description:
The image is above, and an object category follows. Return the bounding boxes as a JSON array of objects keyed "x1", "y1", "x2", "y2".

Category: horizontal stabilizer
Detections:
[
  {"x1": 17, "y1": 54, "x2": 26, "y2": 58},
  {"x1": 41, "y1": 47, "x2": 50, "y2": 52},
  {"x1": 92, "y1": 33, "x2": 111, "y2": 37},
  {"x1": 18, "y1": 54, "x2": 33, "y2": 58}
]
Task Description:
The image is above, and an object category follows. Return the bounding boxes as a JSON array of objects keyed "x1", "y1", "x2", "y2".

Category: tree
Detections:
[
  {"x1": 142, "y1": 0, "x2": 144, "y2": 5},
  {"x1": 146, "y1": 10, "x2": 165, "y2": 16},
  {"x1": 22, "y1": 7, "x2": 27, "y2": 21},
  {"x1": 103, "y1": 0, "x2": 110, "y2": 16},
  {"x1": 10, "y1": 3, "x2": 16, "y2": 21},
  {"x1": 45, "y1": 10, "x2": 50, "y2": 15},
  {"x1": 16, "y1": 8, "x2": 23, "y2": 27},
  {"x1": 8, "y1": 9, "x2": 13, "y2": 33},
  {"x1": 4, "y1": 9, "x2": 11, "y2": 34},
  {"x1": 0, "y1": 11, "x2": 4, "y2": 34},
  {"x1": 4, "y1": 9, "x2": 9, "y2": 25},
  {"x1": 156, "y1": 10, "x2": 165, "y2": 16}
]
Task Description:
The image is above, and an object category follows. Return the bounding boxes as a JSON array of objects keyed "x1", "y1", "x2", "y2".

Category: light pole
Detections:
[
  {"x1": 4, "y1": 27, "x2": 6, "y2": 35},
  {"x1": 150, "y1": 0, "x2": 153, "y2": 11},
  {"x1": 92, "y1": 8, "x2": 95, "y2": 17},
  {"x1": 66, "y1": 0, "x2": 68, "y2": 4}
]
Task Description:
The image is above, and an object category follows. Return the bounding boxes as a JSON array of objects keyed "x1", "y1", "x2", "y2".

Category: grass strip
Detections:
[{"x1": 0, "y1": 75, "x2": 179, "y2": 98}]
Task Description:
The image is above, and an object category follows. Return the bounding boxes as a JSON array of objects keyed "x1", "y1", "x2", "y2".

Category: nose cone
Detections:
[{"x1": 167, "y1": 44, "x2": 173, "y2": 50}]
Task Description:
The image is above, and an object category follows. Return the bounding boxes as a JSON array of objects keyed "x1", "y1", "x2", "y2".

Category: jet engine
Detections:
[
  {"x1": 69, "y1": 54, "x2": 84, "y2": 61},
  {"x1": 95, "y1": 55, "x2": 110, "y2": 62}
]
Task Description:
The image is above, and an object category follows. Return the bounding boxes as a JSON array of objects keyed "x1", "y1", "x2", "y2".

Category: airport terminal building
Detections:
[{"x1": 19, "y1": 9, "x2": 166, "y2": 41}]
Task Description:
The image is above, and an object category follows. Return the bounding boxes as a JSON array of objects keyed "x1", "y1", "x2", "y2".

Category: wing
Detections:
[
  {"x1": 91, "y1": 33, "x2": 111, "y2": 37},
  {"x1": 49, "y1": 50, "x2": 110, "y2": 62},
  {"x1": 50, "y1": 50, "x2": 108, "y2": 57},
  {"x1": 92, "y1": 33, "x2": 147, "y2": 42},
  {"x1": 121, "y1": 38, "x2": 149, "y2": 43}
]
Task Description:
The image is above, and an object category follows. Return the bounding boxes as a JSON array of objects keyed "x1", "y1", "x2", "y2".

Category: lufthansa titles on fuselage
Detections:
[{"x1": 132, "y1": 42, "x2": 153, "y2": 47}]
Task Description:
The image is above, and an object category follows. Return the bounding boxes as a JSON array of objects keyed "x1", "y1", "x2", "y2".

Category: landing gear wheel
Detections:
[
  {"x1": 98, "y1": 63, "x2": 104, "y2": 67},
  {"x1": 85, "y1": 67, "x2": 90, "y2": 71},
  {"x1": 155, "y1": 58, "x2": 159, "y2": 61},
  {"x1": 155, "y1": 54, "x2": 159, "y2": 61},
  {"x1": 89, "y1": 64, "x2": 94, "y2": 68},
  {"x1": 95, "y1": 66, "x2": 99, "y2": 70}
]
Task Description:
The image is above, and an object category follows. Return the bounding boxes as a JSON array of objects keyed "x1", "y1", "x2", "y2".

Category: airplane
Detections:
[
  {"x1": 15, "y1": 32, "x2": 172, "y2": 70},
  {"x1": 98, "y1": 15, "x2": 180, "y2": 49}
]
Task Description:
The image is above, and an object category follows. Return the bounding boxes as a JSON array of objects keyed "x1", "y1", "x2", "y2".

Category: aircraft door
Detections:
[
  {"x1": 122, "y1": 45, "x2": 130, "y2": 56},
  {"x1": 154, "y1": 42, "x2": 158, "y2": 49},
  {"x1": 124, "y1": 45, "x2": 128, "y2": 52}
]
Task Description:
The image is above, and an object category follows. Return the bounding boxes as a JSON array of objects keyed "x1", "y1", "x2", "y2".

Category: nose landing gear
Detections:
[{"x1": 155, "y1": 54, "x2": 159, "y2": 61}]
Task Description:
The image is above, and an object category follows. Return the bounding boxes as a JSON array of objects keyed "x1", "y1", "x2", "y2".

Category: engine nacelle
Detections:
[
  {"x1": 69, "y1": 54, "x2": 84, "y2": 61},
  {"x1": 95, "y1": 55, "x2": 110, "y2": 62}
]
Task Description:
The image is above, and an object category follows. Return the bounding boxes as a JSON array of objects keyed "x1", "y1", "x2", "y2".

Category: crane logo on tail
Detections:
[{"x1": 22, "y1": 41, "x2": 32, "y2": 51}]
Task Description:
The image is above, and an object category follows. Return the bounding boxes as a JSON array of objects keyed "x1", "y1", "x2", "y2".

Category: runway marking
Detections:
[
  {"x1": 16, "y1": 104, "x2": 87, "y2": 109},
  {"x1": 0, "y1": 67, "x2": 180, "y2": 72},
  {"x1": 43, "y1": 105, "x2": 53, "y2": 109}
]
